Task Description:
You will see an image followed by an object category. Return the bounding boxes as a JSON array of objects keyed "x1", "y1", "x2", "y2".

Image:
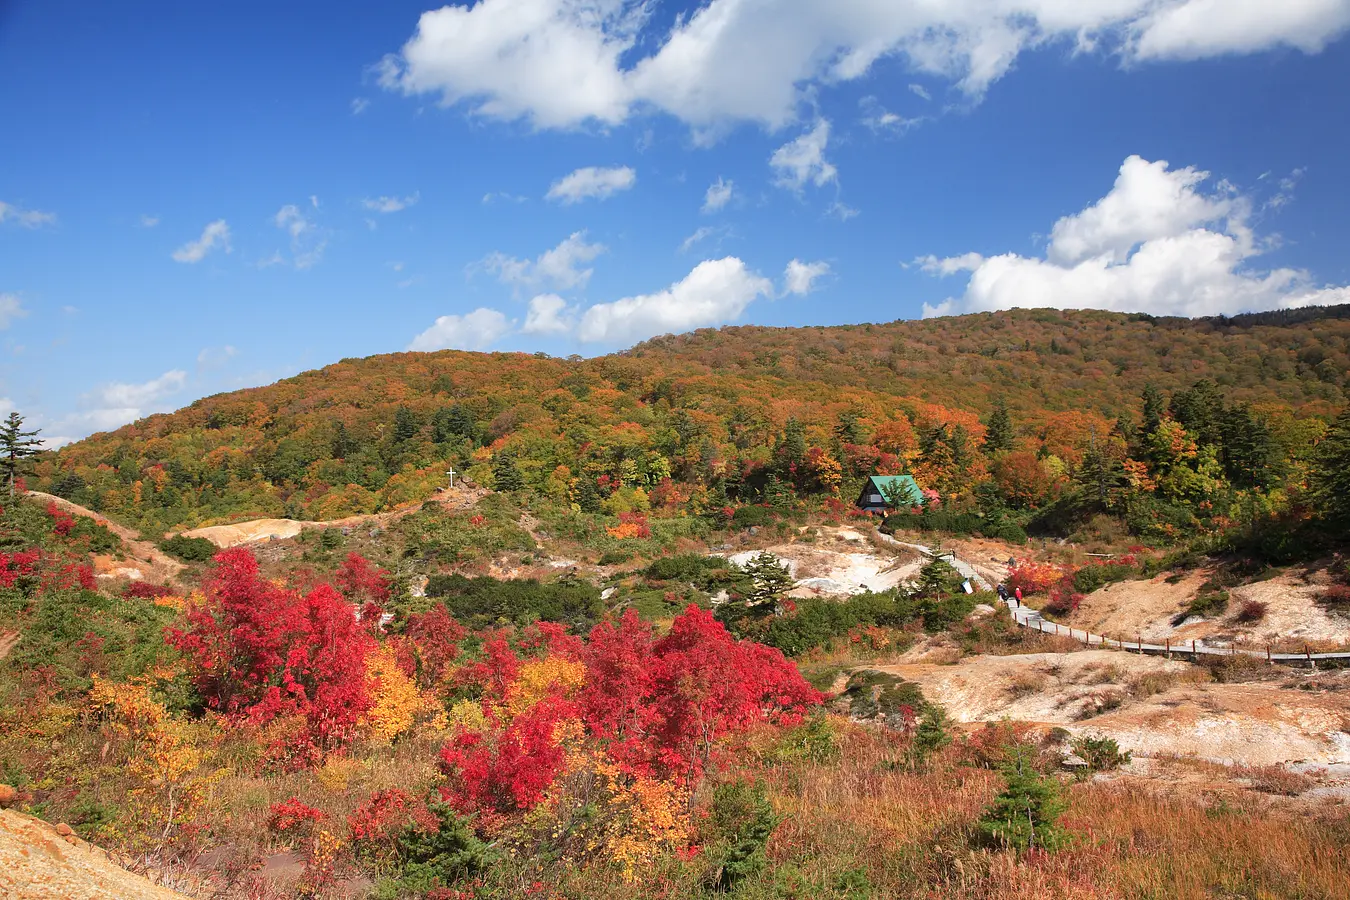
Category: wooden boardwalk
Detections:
[{"x1": 875, "y1": 529, "x2": 1350, "y2": 668}]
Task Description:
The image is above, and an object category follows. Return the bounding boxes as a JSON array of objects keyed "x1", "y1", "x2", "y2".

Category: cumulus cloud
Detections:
[
  {"x1": 379, "y1": 0, "x2": 1350, "y2": 131},
  {"x1": 783, "y1": 259, "x2": 830, "y2": 295},
  {"x1": 0, "y1": 200, "x2": 56, "y2": 228},
  {"x1": 0, "y1": 294, "x2": 26, "y2": 330},
  {"x1": 483, "y1": 231, "x2": 606, "y2": 291},
  {"x1": 69, "y1": 369, "x2": 190, "y2": 434},
  {"x1": 702, "y1": 177, "x2": 734, "y2": 213},
  {"x1": 363, "y1": 192, "x2": 420, "y2": 213},
  {"x1": 521, "y1": 293, "x2": 575, "y2": 335},
  {"x1": 172, "y1": 220, "x2": 231, "y2": 263},
  {"x1": 577, "y1": 257, "x2": 773, "y2": 344},
  {"x1": 546, "y1": 166, "x2": 636, "y2": 204},
  {"x1": 770, "y1": 120, "x2": 837, "y2": 190},
  {"x1": 408, "y1": 308, "x2": 513, "y2": 351},
  {"x1": 919, "y1": 154, "x2": 1350, "y2": 319}
]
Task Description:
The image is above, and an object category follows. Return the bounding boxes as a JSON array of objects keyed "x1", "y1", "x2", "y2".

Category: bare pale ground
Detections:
[
  {"x1": 177, "y1": 482, "x2": 488, "y2": 548},
  {"x1": 26, "y1": 491, "x2": 185, "y2": 583},
  {"x1": 0, "y1": 809, "x2": 192, "y2": 900},
  {"x1": 1069, "y1": 570, "x2": 1350, "y2": 648},
  {"x1": 873, "y1": 650, "x2": 1350, "y2": 795},
  {"x1": 715, "y1": 525, "x2": 927, "y2": 596}
]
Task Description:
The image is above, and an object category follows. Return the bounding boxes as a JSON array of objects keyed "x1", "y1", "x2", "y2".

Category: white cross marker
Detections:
[{"x1": 446, "y1": 467, "x2": 456, "y2": 489}]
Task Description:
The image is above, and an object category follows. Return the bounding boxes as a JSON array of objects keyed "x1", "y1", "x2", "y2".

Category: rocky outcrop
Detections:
[{"x1": 0, "y1": 809, "x2": 191, "y2": 900}]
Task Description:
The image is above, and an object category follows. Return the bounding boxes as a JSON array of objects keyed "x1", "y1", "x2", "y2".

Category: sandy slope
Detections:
[
  {"x1": 1070, "y1": 570, "x2": 1350, "y2": 647},
  {"x1": 25, "y1": 491, "x2": 184, "y2": 583},
  {"x1": 0, "y1": 810, "x2": 192, "y2": 900},
  {"x1": 177, "y1": 482, "x2": 488, "y2": 548},
  {"x1": 875, "y1": 651, "x2": 1350, "y2": 768}
]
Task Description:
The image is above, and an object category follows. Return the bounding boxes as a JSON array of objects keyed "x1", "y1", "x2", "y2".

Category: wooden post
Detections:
[
  {"x1": 1165, "y1": 637, "x2": 1170, "y2": 658},
  {"x1": 1192, "y1": 639, "x2": 1197, "y2": 658},
  {"x1": 1266, "y1": 645, "x2": 1271, "y2": 664},
  {"x1": 1137, "y1": 633, "x2": 1142, "y2": 654}
]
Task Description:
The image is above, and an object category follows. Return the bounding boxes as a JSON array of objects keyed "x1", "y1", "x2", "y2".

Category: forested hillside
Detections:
[{"x1": 33, "y1": 307, "x2": 1350, "y2": 547}]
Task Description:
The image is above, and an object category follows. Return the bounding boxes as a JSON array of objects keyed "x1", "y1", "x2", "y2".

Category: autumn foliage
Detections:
[{"x1": 166, "y1": 548, "x2": 373, "y2": 755}]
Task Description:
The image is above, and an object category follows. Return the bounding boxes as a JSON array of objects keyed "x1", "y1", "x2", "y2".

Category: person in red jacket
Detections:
[{"x1": 1013, "y1": 586, "x2": 1022, "y2": 607}]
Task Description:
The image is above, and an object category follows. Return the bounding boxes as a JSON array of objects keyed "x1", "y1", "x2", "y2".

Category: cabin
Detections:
[{"x1": 855, "y1": 474, "x2": 923, "y2": 514}]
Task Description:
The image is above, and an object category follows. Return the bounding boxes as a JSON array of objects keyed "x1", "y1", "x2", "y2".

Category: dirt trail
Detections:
[
  {"x1": 178, "y1": 482, "x2": 489, "y2": 549},
  {"x1": 0, "y1": 809, "x2": 193, "y2": 899},
  {"x1": 26, "y1": 491, "x2": 184, "y2": 583}
]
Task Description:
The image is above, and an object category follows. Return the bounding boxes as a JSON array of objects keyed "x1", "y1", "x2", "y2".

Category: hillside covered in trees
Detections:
[{"x1": 33, "y1": 307, "x2": 1350, "y2": 554}]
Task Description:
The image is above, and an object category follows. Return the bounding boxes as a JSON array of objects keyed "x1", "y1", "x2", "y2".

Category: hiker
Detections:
[
  {"x1": 996, "y1": 583, "x2": 1008, "y2": 602},
  {"x1": 1013, "y1": 586, "x2": 1022, "y2": 607}
]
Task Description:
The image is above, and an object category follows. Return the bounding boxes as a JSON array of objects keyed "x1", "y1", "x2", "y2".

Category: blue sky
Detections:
[{"x1": 3, "y1": 0, "x2": 1350, "y2": 445}]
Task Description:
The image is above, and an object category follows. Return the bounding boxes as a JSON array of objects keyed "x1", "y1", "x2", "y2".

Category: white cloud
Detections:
[
  {"x1": 680, "y1": 225, "x2": 731, "y2": 253},
  {"x1": 139, "y1": 214, "x2": 160, "y2": 228},
  {"x1": 482, "y1": 191, "x2": 528, "y2": 204},
  {"x1": 861, "y1": 96, "x2": 925, "y2": 135},
  {"x1": 351, "y1": 97, "x2": 370, "y2": 115},
  {"x1": 1046, "y1": 155, "x2": 1237, "y2": 266},
  {"x1": 920, "y1": 154, "x2": 1350, "y2": 319},
  {"x1": 172, "y1": 220, "x2": 231, "y2": 263},
  {"x1": 60, "y1": 370, "x2": 191, "y2": 435},
  {"x1": 362, "y1": 192, "x2": 420, "y2": 213},
  {"x1": 408, "y1": 308, "x2": 512, "y2": 351},
  {"x1": 783, "y1": 259, "x2": 830, "y2": 295},
  {"x1": 197, "y1": 345, "x2": 237, "y2": 368},
  {"x1": 380, "y1": 0, "x2": 1350, "y2": 131},
  {"x1": 521, "y1": 294, "x2": 575, "y2": 335},
  {"x1": 271, "y1": 205, "x2": 327, "y2": 269},
  {"x1": 828, "y1": 202, "x2": 860, "y2": 221},
  {"x1": 546, "y1": 166, "x2": 636, "y2": 204},
  {"x1": 0, "y1": 398, "x2": 12, "y2": 417},
  {"x1": 483, "y1": 231, "x2": 606, "y2": 291},
  {"x1": 94, "y1": 370, "x2": 187, "y2": 409},
  {"x1": 916, "y1": 252, "x2": 985, "y2": 275},
  {"x1": 702, "y1": 177, "x2": 734, "y2": 213},
  {"x1": 770, "y1": 120, "x2": 836, "y2": 190},
  {"x1": 909, "y1": 83, "x2": 932, "y2": 101},
  {"x1": 0, "y1": 294, "x2": 26, "y2": 329},
  {"x1": 577, "y1": 257, "x2": 773, "y2": 344},
  {"x1": 0, "y1": 200, "x2": 56, "y2": 228}
]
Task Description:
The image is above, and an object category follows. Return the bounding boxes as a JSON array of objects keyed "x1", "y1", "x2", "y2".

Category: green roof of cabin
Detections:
[{"x1": 864, "y1": 475, "x2": 922, "y2": 505}]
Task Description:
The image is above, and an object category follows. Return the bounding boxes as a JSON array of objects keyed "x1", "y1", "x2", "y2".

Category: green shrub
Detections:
[
  {"x1": 706, "y1": 780, "x2": 781, "y2": 892},
  {"x1": 977, "y1": 744, "x2": 1068, "y2": 851},
  {"x1": 422, "y1": 574, "x2": 604, "y2": 630},
  {"x1": 1072, "y1": 561, "x2": 1138, "y2": 594},
  {"x1": 1071, "y1": 735, "x2": 1131, "y2": 772},
  {"x1": 392, "y1": 802, "x2": 495, "y2": 895},
  {"x1": 158, "y1": 534, "x2": 217, "y2": 562},
  {"x1": 730, "y1": 505, "x2": 772, "y2": 529}
]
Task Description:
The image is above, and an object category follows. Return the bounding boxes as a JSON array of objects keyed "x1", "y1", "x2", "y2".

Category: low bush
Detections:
[
  {"x1": 158, "y1": 535, "x2": 217, "y2": 562},
  {"x1": 704, "y1": 780, "x2": 781, "y2": 892},
  {"x1": 422, "y1": 574, "x2": 604, "y2": 631},
  {"x1": 1070, "y1": 735, "x2": 1131, "y2": 772},
  {"x1": 1235, "y1": 599, "x2": 1268, "y2": 623}
]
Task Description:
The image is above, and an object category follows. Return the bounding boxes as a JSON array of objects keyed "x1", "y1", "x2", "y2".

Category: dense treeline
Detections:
[{"x1": 32, "y1": 307, "x2": 1350, "y2": 543}]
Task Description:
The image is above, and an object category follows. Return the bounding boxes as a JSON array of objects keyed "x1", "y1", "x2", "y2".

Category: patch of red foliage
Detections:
[{"x1": 167, "y1": 548, "x2": 374, "y2": 756}]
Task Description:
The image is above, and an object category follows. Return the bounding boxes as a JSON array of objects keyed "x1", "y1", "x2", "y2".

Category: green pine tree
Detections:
[
  {"x1": 1140, "y1": 384, "x2": 1166, "y2": 438},
  {"x1": 0, "y1": 411, "x2": 42, "y2": 500},
  {"x1": 907, "y1": 702, "x2": 952, "y2": 769},
  {"x1": 741, "y1": 552, "x2": 794, "y2": 611},
  {"x1": 833, "y1": 410, "x2": 864, "y2": 448},
  {"x1": 708, "y1": 780, "x2": 781, "y2": 892},
  {"x1": 331, "y1": 420, "x2": 357, "y2": 459},
  {"x1": 1310, "y1": 408, "x2": 1350, "y2": 537},
  {"x1": 983, "y1": 398, "x2": 1014, "y2": 454},
  {"x1": 392, "y1": 405, "x2": 420, "y2": 443},
  {"x1": 977, "y1": 744, "x2": 1068, "y2": 851},
  {"x1": 492, "y1": 451, "x2": 525, "y2": 493}
]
